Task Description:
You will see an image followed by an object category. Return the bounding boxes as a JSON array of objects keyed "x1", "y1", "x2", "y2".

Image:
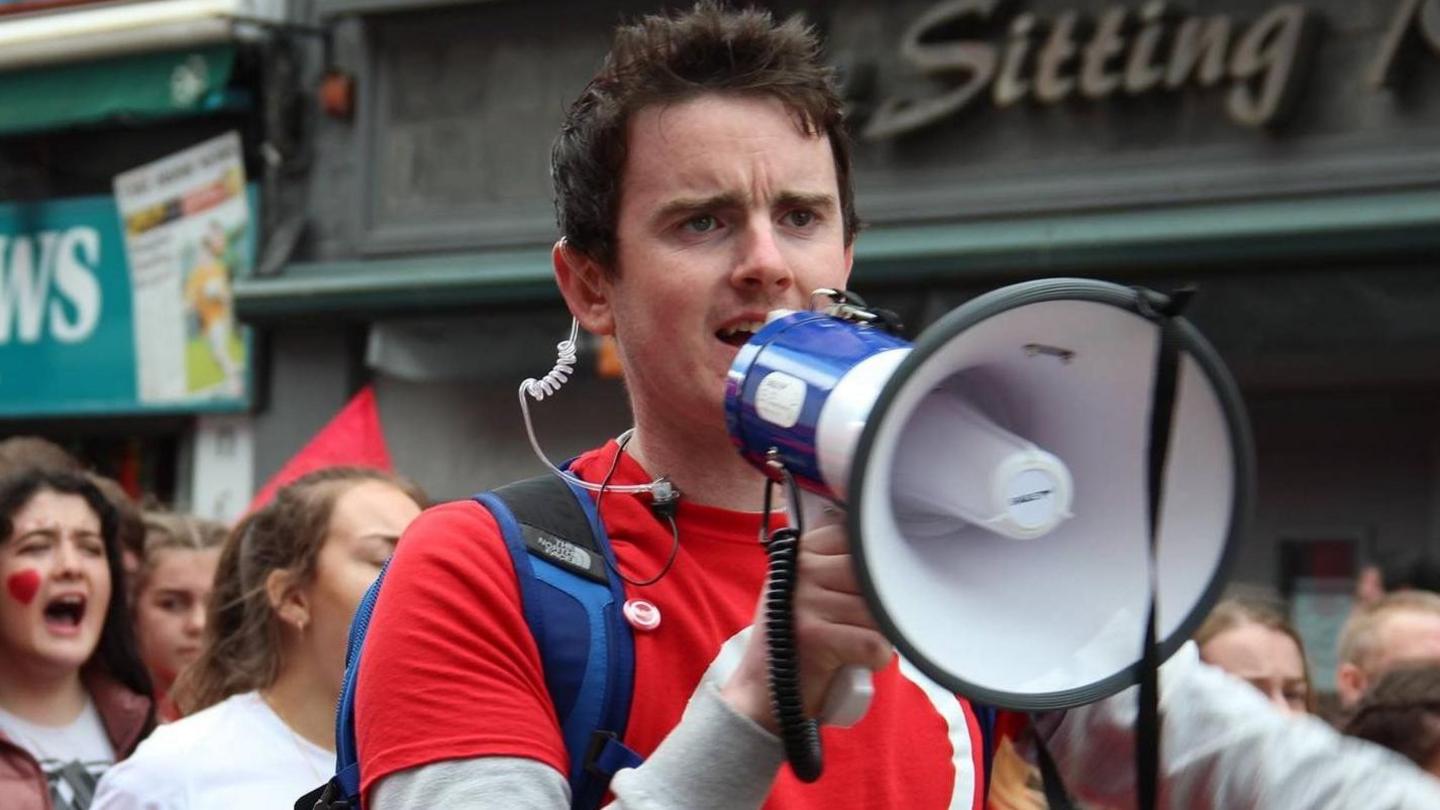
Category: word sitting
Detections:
[{"x1": 864, "y1": 1, "x2": 1313, "y2": 139}]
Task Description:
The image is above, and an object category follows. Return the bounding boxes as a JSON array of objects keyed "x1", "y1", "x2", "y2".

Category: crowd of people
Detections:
[
  {"x1": 4, "y1": 3, "x2": 1440, "y2": 809},
  {"x1": 0, "y1": 439, "x2": 426, "y2": 809}
]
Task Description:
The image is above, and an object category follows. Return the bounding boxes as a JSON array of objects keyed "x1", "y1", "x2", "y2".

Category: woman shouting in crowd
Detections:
[{"x1": 0, "y1": 469, "x2": 155, "y2": 810}]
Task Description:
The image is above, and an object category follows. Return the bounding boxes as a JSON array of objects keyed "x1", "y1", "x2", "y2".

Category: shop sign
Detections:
[
  {"x1": 0, "y1": 170, "x2": 255, "y2": 418},
  {"x1": 862, "y1": 0, "x2": 1440, "y2": 140}
]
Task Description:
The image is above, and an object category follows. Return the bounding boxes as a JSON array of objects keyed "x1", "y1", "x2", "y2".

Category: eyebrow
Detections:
[
  {"x1": 651, "y1": 192, "x2": 746, "y2": 230},
  {"x1": 775, "y1": 191, "x2": 838, "y2": 213},
  {"x1": 650, "y1": 190, "x2": 838, "y2": 230}
]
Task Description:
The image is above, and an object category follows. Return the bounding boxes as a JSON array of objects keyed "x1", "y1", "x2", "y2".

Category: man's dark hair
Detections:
[{"x1": 551, "y1": 1, "x2": 860, "y2": 270}]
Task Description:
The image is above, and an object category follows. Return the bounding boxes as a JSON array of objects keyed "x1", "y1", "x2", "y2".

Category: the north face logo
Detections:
[{"x1": 536, "y1": 534, "x2": 592, "y2": 570}]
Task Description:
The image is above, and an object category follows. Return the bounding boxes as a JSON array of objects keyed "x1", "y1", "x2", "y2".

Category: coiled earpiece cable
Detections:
[
  {"x1": 519, "y1": 319, "x2": 682, "y2": 587},
  {"x1": 518, "y1": 318, "x2": 673, "y2": 499}
]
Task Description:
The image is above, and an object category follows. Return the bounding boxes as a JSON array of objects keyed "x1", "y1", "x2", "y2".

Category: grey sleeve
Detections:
[
  {"x1": 371, "y1": 680, "x2": 785, "y2": 810},
  {"x1": 1039, "y1": 641, "x2": 1440, "y2": 809},
  {"x1": 371, "y1": 756, "x2": 570, "y2": 809}
]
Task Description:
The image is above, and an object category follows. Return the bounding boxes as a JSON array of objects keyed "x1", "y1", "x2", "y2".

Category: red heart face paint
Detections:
[{"x1": 6, "y1": 569, "x2": 42, "y2": 605}]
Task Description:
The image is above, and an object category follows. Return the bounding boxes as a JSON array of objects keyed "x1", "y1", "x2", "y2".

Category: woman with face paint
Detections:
[
  {"x1": 0, "y1": 469, "x2": 155, "y2": 810},
  {"x1": 90, "y1": 467, "x2": 424, "y2": 810},
  {"x1": 130, "y1": 513, "x2": 226, "y2": 723}
]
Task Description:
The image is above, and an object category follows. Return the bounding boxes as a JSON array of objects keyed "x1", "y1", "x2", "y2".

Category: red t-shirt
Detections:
[{"x1": 356, "y1": 441, "x2": 985, "y2": 808}]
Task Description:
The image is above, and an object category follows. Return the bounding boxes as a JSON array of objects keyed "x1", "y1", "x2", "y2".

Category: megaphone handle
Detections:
[{"x1": 796, "y1": 494, "x2": 876, "y2": 729}]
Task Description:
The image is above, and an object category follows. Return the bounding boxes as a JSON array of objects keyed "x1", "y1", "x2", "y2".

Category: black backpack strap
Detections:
[{"x1": 493, "y1": 475, "x2": 612, "y2": 585}]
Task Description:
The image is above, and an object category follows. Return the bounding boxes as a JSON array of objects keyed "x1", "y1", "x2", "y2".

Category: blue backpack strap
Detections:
[
  {"x1": 301, "y1": 474, "x2": 641, "y2": 810},
  {"x1": 480, "y1": 473, "x2": 641, "y2": 809},
  {"x1": 972, "y1": 701, "x2": 997, "y2": 800},
  {"x1": 296, "y1": 556, "x2": 391, "y2": 809}
]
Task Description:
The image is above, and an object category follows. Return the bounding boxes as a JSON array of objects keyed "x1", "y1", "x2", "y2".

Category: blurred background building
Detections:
[{"x1": 3, "y1": 0, "x2": 1440, "y2": 688}]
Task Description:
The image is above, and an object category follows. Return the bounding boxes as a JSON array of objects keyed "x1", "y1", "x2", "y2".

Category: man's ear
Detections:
[
  {"x1": 265, "y1": 568, "x2": 310, "y2": 634},
  {"x1": 553, "y1": 240, "x2": 615, "y2": 336},
  {"x1": 842, "y1": 242, "x2": 855, "y2": 286},
  {"x1": 1335, "y1": 662, "x2": 1368, "y2": 708}
]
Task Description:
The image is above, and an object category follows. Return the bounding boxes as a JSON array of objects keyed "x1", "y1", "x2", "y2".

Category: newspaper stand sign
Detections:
[{"x1": 0, "y1": 133, "x2": 254, "y2": 417}]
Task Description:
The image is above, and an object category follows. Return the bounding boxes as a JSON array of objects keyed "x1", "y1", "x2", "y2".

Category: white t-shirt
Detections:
[
  {"x1": 0, "y1": 697, "x2": 116, "y2": 810},
  {"x1": 90, "y1": 691, "x2": 333, "y2": 810}
]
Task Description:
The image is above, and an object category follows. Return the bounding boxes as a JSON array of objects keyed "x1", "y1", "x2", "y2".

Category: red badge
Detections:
[{"x1": 6, "y1": 569, "x2": 42, "y2": 605}]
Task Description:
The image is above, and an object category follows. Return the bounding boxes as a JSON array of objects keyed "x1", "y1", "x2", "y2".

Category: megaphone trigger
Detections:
[{"x1": 818, "y1": 666, "x2": 875, "y2": 729}]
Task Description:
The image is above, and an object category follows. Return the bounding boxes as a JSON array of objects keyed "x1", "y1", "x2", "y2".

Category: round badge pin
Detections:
[{"x1": 623, "y1": 599, "x2": 661, "y2": 631}]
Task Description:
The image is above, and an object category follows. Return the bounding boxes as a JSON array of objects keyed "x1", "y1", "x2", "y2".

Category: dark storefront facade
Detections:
[{"x1": 232, "y1": 0, "x2": 1440, "y2": 685}]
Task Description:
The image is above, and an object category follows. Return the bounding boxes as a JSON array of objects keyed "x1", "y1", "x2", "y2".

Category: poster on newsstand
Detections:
[{"x1": 113, "y1": 131, "x2": 252, "y2": 407}]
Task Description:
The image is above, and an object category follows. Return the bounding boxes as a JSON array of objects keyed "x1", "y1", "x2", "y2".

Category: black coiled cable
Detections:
[{"x1": 761, "y1": 464, "x2": 824, "y2": 782}]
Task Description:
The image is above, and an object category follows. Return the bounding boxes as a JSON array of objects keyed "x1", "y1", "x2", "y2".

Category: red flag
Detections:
[{"x1": 248, "y1": 385, "x2": 392, "y2": 512}]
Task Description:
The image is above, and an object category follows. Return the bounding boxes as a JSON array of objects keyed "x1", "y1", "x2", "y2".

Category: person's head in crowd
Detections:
[
  {"x1": 1355, "y1": 563, "x2": 1387, "y2": 609},
  {"x1": 0, "y1": 468, "x2": 154, "y2": 799},
  {"x1": 175, "y1": 467, "x2": 425, "y2": 719},
  {"x1": 0, "y1": 436, "x2": 82, "y2": 480},
  {"x1": 87, "y1": 472, "x2": 147, "y2": 581},
  {"x1": 1342, "y1": 662, "x2": 1440, "y2": 778},
  {"x1": 132, "y1": 511, "x2": 227, "y2": 722},
  {"x1": 551, "y1": 2, "x2": 859, "y2": 270},
  {"x1": 1195, "y1": 597, "x2": 1313, "y2": 714},
  {"x1": 1380, "y1": 550, "x2": 1440, "y2": 595},
  {"x1": 550, "y1": 1, "x2": 858, "y2": 443},
  {"x1": 1356, "y1": 551, "x2": 1440, "y2": 610},
  {"x1": 1337, "y1": 589, "x2": 1440, "y2": 708}
]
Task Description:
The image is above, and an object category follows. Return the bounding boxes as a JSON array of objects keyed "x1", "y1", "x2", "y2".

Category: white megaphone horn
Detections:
[{"x1": 724, "y1": 278, "x2": 1254, "y2": 782}]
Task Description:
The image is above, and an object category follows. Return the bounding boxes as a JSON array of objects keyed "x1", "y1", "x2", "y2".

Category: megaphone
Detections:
[{"x1": 725, "y1": 278, "x2": 1253, "y2": 717}]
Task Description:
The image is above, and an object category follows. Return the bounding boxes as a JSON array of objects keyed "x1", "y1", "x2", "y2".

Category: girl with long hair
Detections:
[
  {"x1": 0, "y1": 469, "x2": 155, "y2": 810},
  {"x1": 91, "y1": 467, "x2": 424, "y2": 809},
  {"x1": 130, "y1": 512, "x2": 227, "y2": 723},
  {"x1": 1195, "y1": 596, "x2": 1315, "y2": 714}
]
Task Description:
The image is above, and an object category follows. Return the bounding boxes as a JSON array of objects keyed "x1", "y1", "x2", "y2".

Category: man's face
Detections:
[
  {"x1": 593, "y1": 93, "x2": 853, "y2": 434},
  {"x1": 204, "y1": 228, "x2": 226, "y2": 259}
]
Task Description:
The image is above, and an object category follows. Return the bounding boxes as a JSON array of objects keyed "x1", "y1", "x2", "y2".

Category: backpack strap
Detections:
[
  {"x1": 972, "y1": 701, "x2": 997, "y2": 798},
  {"x1": 298, "y1": 556, "x2": 392, "y2": 809},
  {"x1": 479, "y1": 473, "x2": 642, "y2": 809},
  {"x1": 301, "y1": 473, "x2": 641, "y2": 810}
]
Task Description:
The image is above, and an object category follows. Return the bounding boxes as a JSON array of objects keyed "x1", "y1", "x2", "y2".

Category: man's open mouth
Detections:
[
  {"x1": 716, "y1": 321, "x2": 765, "y2": 347},
  {"x1": 43, "y1": 594, "x2": 87, "y2": 629}
]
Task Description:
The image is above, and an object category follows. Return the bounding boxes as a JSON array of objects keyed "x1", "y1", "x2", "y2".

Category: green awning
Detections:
[
  {"x1": 0, "y1": 45, "x2": 238, "y2": 136},
  {"x1": 235, "y1": 189, "x2": 1440, "y2": 323}
]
